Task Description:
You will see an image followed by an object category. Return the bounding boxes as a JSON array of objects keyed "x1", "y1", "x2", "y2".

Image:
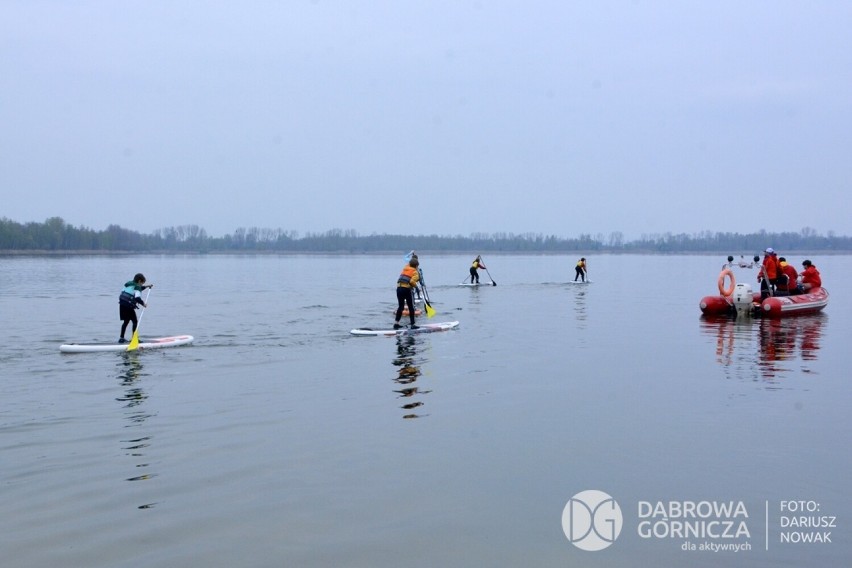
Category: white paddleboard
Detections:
[
  {"x1": 350, "y1": 321, "x2": 459, "y2": 337},
  {"x1": 568, "y1": 280, "x2": 592, "y2": 285},
  {"x1": 60, "y1": 335, "x2": 194, "y2": 353}
]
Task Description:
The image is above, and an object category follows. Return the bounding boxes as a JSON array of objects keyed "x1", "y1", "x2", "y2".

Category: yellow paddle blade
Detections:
[
  {"x1": 425, "y1": 302, "x2": 436, "y2": 318},
  {"x1": 126, "y1": 330, "x2": 140, "y2": 351}
]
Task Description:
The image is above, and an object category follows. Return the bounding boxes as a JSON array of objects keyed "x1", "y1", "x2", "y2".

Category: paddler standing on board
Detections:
[
  {"x1": 405, "y1": 250, "x2": 426, "y2": 302},
  {"x1": 574, "y1": 257, "x2": 587, "y2": 282},
  {"x1": 118, "y1": 273, "x2": 153, "y2": 343},
  {"x1": 394, "y1": 257, "x2": 420, "y2": 330},
  {"x1": 469, "y1": 255, "x2": 487, "y2": 284}
]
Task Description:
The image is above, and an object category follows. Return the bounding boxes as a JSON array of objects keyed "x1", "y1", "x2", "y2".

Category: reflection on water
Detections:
[
  {"x1": 570, "y1": 287, "x2": 588, "y2": 328},
  {"x1": 700, "y1": 314, "x2": 825, "y2": 385},
  {"x1": 392, "y1": 335, "x2": 431, "y2": 419},
  {"x1": 115, "y1": 354, "x2": 158, "y2": 508}
]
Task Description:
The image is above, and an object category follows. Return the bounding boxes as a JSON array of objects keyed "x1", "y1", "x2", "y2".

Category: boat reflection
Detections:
[
  {"x1": 116, "y1": 354, "x2": 158, "y2": 508},
  {"x1": 392, "y1": 335, "x2": 431, "y2": 419},
  {"x1": 700, "y1": 314, "x2": 825, "y2": 383}
]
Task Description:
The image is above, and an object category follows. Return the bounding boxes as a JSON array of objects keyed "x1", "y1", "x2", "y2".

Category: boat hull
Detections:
[
  {"x1": 699, "y1": 292, "x2": 762, "y2": 315},
  {"x1": 699, "y1": 288, "x2": 828, "y2": 318},
  {"x1": 760, "y1": 287, "x2": 829, "y2": 317}
]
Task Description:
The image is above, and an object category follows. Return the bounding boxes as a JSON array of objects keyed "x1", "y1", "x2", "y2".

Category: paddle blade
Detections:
[
  {"x1": 491, "y1": 280, "x2": 497, "y2": 286},
  {"x1": 424, "y1": 302, "x2": 436, "y2": 318},
  {"x1": 126, "y1": 330, "x2": 140, "y2": 351}
]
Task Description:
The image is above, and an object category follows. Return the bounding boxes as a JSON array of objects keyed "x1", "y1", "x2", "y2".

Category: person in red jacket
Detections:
[
  {"x1": 799, "y1": 260, "x2": 822, "y2": 292},
  {"x1": 777, "y1": 257, "x2": 798, "y2": 294},
  {"x1": 758, "y1": 248, "x2": 782, "y2": 298}
]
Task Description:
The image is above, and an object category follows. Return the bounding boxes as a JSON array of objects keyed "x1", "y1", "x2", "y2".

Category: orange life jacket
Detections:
[
  {"x1": 397, "y1": 265, "x2": 420, "y2": 288},
  {"x1": 761, "y1": 255, "x2": 780, "y2": 279}
]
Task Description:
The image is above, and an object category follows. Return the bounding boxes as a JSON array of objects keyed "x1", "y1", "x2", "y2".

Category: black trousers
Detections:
[
  {"x1": 396, "y1": 287, "x2": 416, "y2": 324},
  {"x1": 119, "y1": 305, "x2": 138, "y2": 336}
]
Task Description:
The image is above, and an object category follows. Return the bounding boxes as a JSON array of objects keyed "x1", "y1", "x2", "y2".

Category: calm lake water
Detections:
[{"x1": 1, "y1": 253, "x2": 850, "y2": 567}]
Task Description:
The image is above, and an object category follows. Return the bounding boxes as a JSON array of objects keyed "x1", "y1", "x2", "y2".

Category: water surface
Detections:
[{"x1": 1, "y1": 254, "x2": 849, "y2": 567}]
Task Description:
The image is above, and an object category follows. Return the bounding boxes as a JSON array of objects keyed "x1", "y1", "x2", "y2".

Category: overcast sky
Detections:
[{"x1": 2, "y1": 1, "x2": 850, "y2": 239}]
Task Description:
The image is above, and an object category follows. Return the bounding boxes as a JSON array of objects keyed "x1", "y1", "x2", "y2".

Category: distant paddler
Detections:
[
  {"x1": 574, "y1": 258, "x2": 587, "y2": 282},
  {"x1": 469, "y1": 255, "x2": 487, "y2": 284}
]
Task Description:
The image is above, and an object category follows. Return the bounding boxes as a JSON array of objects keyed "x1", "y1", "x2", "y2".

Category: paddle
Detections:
[
  {"x1": 481, "y1": 257, "x2": 496, "y2": 286},
  {"x1": 126, "y1": 287, "x2": 152, "y2": 352},
  {"x1": 419, "y1": 284, "x2": 436, "y2": 318}
]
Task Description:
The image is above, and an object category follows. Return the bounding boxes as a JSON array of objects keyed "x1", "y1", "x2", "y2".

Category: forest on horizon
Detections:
[{"x1": 2, "y1": 217, "x2": 850, "y2": 254}]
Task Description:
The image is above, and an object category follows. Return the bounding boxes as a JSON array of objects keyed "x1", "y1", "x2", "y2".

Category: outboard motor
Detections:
[{"x1": 732, "y1": 283, "x2": 756, "y2": 316}]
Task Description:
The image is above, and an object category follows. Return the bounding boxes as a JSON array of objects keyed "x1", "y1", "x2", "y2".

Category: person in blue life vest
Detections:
[
  {"x1": 395, "y1": 258, "x2": 420, "y2": 330},
  {"x1": 574, "y1": 258, "x2": 587, "y2": 282},
  {"x1": 469, "y1": 255, "x2": 487, "y2": 284},
  {"x1": 119, "y1": 273, "x2": 153, "y2": 343},
  {"x1": 405, "y1": 251, "x2": 426, "y2": 301}
]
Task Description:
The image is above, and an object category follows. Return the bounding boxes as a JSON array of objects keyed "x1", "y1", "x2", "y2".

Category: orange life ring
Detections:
[{"x1": 718, "y1": 268, "x2": 735, "y2": 296}]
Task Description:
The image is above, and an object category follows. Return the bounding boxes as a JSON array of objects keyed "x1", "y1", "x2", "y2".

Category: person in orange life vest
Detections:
[
  {"x1": 394, "y1": 257, "x2": 421, "y2": 330},
  {"x1": 776, "y1": 257, "x2": 798, "y2": 294},
  {"x1": 799, "y1": 260, "x2": 822, "y2": 292},
  {"x1": 758, "y1": 248, "x2": 782, "y2": 298}
]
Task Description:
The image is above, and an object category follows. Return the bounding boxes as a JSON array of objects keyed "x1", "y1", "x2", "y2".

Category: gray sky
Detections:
[{"x1": 2, "y1": 1, "x2": 850, "y2": 239}]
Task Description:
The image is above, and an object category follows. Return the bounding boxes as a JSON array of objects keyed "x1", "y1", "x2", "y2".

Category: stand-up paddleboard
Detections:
[
  {"x1": 459, "y1": 282, "x2": 486, "y2": 287},
  {"x1": 350, "y1": 321, "x2": 459, "y2": 337},
  {"x1": 568, "y1": 280, "x2": 592, "y2": 285},
  {"x1": 60, "y1": 335, "x2": 194, "y2": 353}
]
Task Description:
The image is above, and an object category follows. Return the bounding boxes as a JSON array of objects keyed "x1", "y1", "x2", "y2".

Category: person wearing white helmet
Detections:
[{"x1": 758, "y1": 247, "x2": 782, "y2": 299}]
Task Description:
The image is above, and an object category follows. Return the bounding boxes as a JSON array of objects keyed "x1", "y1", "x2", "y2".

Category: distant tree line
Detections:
[{"x1": 1, "y1": 217, "x2": 850, "y2": 254}]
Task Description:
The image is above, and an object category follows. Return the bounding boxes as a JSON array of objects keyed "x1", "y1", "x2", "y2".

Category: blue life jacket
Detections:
[{"x1": 119, "y1": 282, "x2": 140, "y2": 307}]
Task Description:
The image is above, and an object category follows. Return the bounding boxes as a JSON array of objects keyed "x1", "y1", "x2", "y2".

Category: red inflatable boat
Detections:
[{"x1": 699, "y1": 269, "x2": 829, "y2": 317}]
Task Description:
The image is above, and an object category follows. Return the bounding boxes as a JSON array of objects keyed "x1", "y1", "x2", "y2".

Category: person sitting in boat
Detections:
[
  {"x1": 574, "y1": 257, "x2": 587, "y2": 282},
  {"x1": 798, "y1": 260, "x2": 822, "y2": 292},
  {"x1": 469, "y1": 255, "x2": 486, "y2": 284},
  {"x1": 776, "y1": 257, "x2": 799, "y2": 295},
  {"x1": 758, "y1": 248, "x2": 782, "y2": 299}
]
